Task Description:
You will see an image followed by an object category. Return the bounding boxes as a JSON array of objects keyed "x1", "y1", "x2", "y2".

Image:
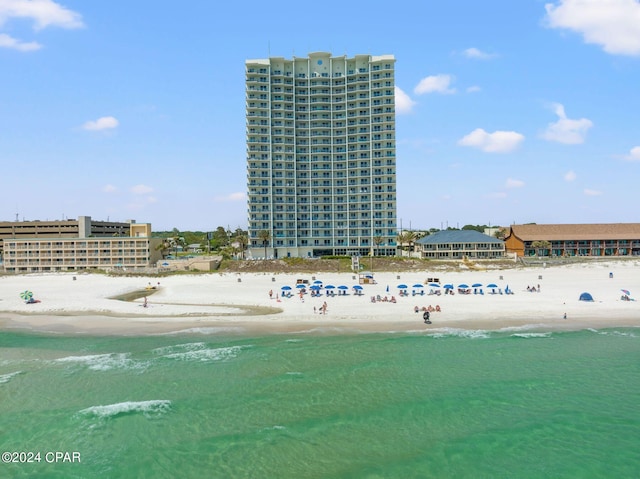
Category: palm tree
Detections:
[
  {"x1": 257, "y1": 230, "x2": 271, "y2": 259},
  {"x1": 396, "y1": 232, "x2": 408, "y2": 255},
  {"x1": 372, "y1": 236, "x2": 384, "y2": 272},
  {"x1": 235, "y1": 234, "x2": 248, "y2": 260},
  {"x1": 405, "y1": 231, "x2": 417, "y2": 257},
  {"x1": 154, "y1": 239, "x2": 171, "y2": 259},
  {"x1": 531, "y1": 240, "x2": 551, "y2": 257}
]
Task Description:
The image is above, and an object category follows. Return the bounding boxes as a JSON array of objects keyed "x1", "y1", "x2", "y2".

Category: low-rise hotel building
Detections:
[
  {"x1": 504, "y1": 223, "x2": 640, "y2": 257},
  {"x1": 2, "y1": 221, "x2": 162, "y2": 273},
  {"x1": 415, "y1": 230, "x2": 506, "y2": 260}
]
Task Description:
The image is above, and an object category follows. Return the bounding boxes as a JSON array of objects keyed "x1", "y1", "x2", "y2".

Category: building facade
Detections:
[
  {"x1": 0, "y1": 216, "x2": 132, "y2": 256},
  {"x1": 245, "y1": 52, "x2": 397, "y2": 259},
  {"x1": 504, "y1": 223, "x2": 640, "y2": 257},
  {"x1": 2, "y1": 222, "x2": 162, "y2": 273},
  {"x1": 415, "y1": 230, "x2": 506, "y2": 260}
]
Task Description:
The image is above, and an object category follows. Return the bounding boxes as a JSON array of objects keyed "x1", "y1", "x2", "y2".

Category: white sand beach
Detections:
[{"x1": 0, "y1": 260, "x2": 638, "y2": 335}]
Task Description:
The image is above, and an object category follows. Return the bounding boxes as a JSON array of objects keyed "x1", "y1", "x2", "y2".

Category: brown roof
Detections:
[{"x1": 508, "y1": 223, "x2": 640, "y2": 241}]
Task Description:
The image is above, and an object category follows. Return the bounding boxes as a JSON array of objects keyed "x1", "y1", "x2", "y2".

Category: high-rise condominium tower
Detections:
[{"x1": 246, "y1": 52, "x2": 397, "y2": 259}]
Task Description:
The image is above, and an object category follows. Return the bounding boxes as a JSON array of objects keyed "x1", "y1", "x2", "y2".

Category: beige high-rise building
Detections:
[{"x1": 246, "y1": 52, "x2": 398, "y2": 259}]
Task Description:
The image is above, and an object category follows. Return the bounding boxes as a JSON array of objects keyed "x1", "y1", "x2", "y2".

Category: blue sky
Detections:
[{"x1": 1, "y1": 0, "x2": 639, "y2": 232}]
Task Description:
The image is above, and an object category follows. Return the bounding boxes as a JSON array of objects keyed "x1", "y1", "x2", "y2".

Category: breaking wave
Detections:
[
  {"x1": 79, "y1": 400, "x2": 171, "y2": 419},
  {"x1": 153, "y1": 343, "x2": 245, "y2": 362},
  {"x1": 0, "y1": 371, "x2": 21, "y2": 384},
  {"x1": 54, "y1": 353, "x2": 146, "y2": 371}
]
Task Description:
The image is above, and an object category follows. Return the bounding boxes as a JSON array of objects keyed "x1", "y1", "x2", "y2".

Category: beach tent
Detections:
[{"x1": 579, "y1": 292, "x2": 594, "y2": 302}]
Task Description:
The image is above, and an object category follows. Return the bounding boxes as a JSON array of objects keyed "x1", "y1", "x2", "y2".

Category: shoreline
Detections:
[
  {"x1": 1, "y1": 260, "x2": 638, "y2": 336},
  {"x1": 1, "y1": 311, "x2": 638, "y2": 337}
]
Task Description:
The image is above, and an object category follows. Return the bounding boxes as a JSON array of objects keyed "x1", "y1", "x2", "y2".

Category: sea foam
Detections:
[
  {"x1": 54, "y1": 353, "x2": 145, "y2": 371},
  {"x1": 510, "y1": 332, "x2": 552, "y2": 339},
  {"x1": 79, "y1": 400, "x2": 171, "y2": 419},
  {"x1": 155, "y1": 343, "x2": 244, "y2": 362},
  {"x1": 0, "y1": 371, "x2": 21, "y2": 384},
  {"x1": 430, "y1": 328, "x2": 491, "y2": 339}
]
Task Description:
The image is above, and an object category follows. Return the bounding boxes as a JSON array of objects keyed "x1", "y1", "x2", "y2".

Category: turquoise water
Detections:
[{"x1": 1, "y1": 326, "x2": 639, "y2": 478}]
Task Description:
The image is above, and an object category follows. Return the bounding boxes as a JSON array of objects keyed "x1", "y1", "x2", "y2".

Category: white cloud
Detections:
[
  {"x1": 466, "y1": 85, "x2": 481, "y2": 93},
  {"x1": 131, "y1": 184, "x2": 153, "y2": 195},
  {"x1": 0, "y1": 0, "x2": 84, "y2": 30},
  {"x1": 584, "y1": 188, "x2": 603, "y2": 196},
  {"x1": 394, "y1": 86, "x2": 416, "y2": 114},
  {"x1": 624, "y1": 146, "x2": 640, "y2": 161},
  {"x1": 545, "y1": 0, "x2": 640, "y2": 56},
  {"x1": 505, "y1": 178, "x2": 525, "y2": 188},
  {"x1": 414, "y1": 74, "x2": 456, "y2": 95},
  {"x1": 541, "y1": 103, "x2": 593, "y2": 144},
  {"x1": 0, "y1": 32, "x2": 40, "y2": 51},
  {"x1": 463, "y1": 47, "x2": 497, "y2": 59},
  {"x1": 564, "y1": 170, "x2": 577, "y2": 181},
  {"x1": 214, "y1": 192, "x2": 245, "y2": 202},
  {"x1": 82, "y1": 116, "x2": 119, "y2": 131},
  {"x1": 486, "y1": 192, "x2": 508, "y2": 199},
  {"x1": 458, "y1": 128, "x2": 525, "y2": 153},
  {"x1": 102, "y1": 184, "x2": 118, "y2": 193}
]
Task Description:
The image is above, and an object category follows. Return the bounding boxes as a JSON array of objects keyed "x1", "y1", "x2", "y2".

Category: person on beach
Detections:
[
  {"x1": 269, "y1": 290, "x2": 273, "y2": 299},
  {"x1": 143, "y1": 296, "x2": 148, "y2": 308}
]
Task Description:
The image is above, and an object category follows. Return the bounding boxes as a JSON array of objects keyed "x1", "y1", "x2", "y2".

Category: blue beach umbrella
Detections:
[
  {"x1": 412, "y1": 284, "x2": 424, "y2": 288},
  {"x1": 486, "y1": 283, "x2": 498, "y2": 288},
  {"x1": 310, "y1": 285, "x2": 321, "y2": 290},
  {"x1": 281, "y1": 285, "x2": 292, "y2": 291},
  {"x1": 443, "y1": 284, "x2": 454, "y2": 289},
  {"x1": 296, "y1": 284, "x2": 306, "y2": 289},
  {"x1": 429, "y1": 283, "x2": 441, "y2": 288},
  {"x1": 397, "y1": 284, "x2": 408, "y2": 289},
  {"x1": 313, "y1": 280, "x2": 323, "y2": 285},
  {"x1": 337, "y1": 285, "x2": 348, "y2": 290},
  {"x1": 472, "y1": 283, "x2": 482, "y2": 288},
  {"x1": 353, "y1": 285, "x2": 363, "y2": 290},
  {"x1": 325, "y1": 285, "x2": 335, "y2": 289},
  {"x1": 458, "y1": 284, "x2": 469, "y2": 289}
]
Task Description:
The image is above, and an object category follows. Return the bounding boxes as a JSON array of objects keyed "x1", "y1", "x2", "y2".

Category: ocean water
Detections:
[{"x1": 0, "y1": 325, "x2": 639, "y2": 478}]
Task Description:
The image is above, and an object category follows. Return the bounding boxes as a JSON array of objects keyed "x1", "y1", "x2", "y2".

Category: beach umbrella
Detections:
[
  {"x1": 281, "y1": 286, "x2": 292, "y2": 291},
  {"x1": 337, "y1": 285, "x2": 348, "y2": 290},
  {"x1": 397, "y1": 284, "x2": 408, "y2": 289},
  {"x1": 486, "y1": 283, "x2": 498, "y2": 288},
  {"x1": 428, "y1": 283, "x2": 440, "y2": 288},
  {"x1": 325, "y1": 285, "x2": 335, "y2": 289},
  {"x1": 412, "y1": 284, "x2": 424, "y2": 288},
  {"x1": 458, "y1": 284, "x2": 469, "y2": 289},
  {"x1": 472, "y1": 283, "x2": 482, "y2": 288},
  {"x1": 443, "y1": 284, "x2": 454, "y2": 289},
  {"x1": 20, "y1": 290, "x2": 33, "y2": 301},
  {"x1": 161, "y1": 262, "x2": 169, "y2": 266},
  {"x1": 353, "y1": 285, "x2": 363, "y2": 290},
  {"x1": 310, "y1": 285, "x2": 321, "y2": 290},
  {"x1": 296, "y1": 284, "x2": 306, "y2": 289},
  {"x1": 313, "y1": 280, "x2": 323, "y2": 285},
  {"x1": 621, "y1": 289, "x2": 631, "y2": 296}
]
